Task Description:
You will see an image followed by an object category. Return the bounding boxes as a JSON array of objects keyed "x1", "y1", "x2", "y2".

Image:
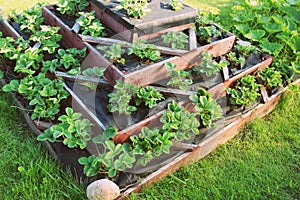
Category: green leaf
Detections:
[
  {"x1": 259, "y1": 41, "x2": 283, "y2": 57},
  {"x1": 234, "y1": 24, "x2": 250, "y2": 35},
  {"x1": 244, "y1": 30, "x2": 266, "y2": 42},
  {"x1": 104, "y1": 127, "x2": 117, "y2": 139},
  {"x1": 262, "y1": 23, "x2": 282, "y2": 34}
]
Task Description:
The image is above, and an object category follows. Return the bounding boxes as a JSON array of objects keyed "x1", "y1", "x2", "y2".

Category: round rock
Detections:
[{"x1": 87, "y1": 179, "x2": 120, "y2": 200}]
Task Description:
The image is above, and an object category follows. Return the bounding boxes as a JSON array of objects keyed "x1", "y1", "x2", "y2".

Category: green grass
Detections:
[
  {"x1": 0, "y1": 0, "x2": 299, "y2": 200},
  {"x1": 0, "y1": 91, "x2": 86, "y2": 199}
]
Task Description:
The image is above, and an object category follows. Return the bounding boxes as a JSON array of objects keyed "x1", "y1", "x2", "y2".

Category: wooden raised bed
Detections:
[
  {"x1": 86, "y1": 0, "x2": 198, "y2": 42},
  {"x1": 117, "y1": 77, "x2": 300, "y2": 199},
  {"x1": 41, "y1": 4, "x2": 236, "y2": 86}
]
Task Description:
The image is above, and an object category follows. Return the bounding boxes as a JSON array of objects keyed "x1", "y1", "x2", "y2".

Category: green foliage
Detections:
[
  {"x1": 108, "y1": 80, "x2": 164, "y2": 114},
  {"x1": 258, "y1": 67, "x2": 282, "y2": 88},
  {"x1": 37, "y1": 107, "x2": 93, "y2": 149},
  {"x1": 42, "y1": 47, "x2": 87, "y2": 74},
  {"x1": 79, "y1": 127, "x2": 136, "y2": 177},
  {"x1": 57, "y1": 0, "x2": 89, "y2": 16},
  {"x1": 116, "y1": 0, "x2": 149, "y2": 19},
  {"x1": 29, "y1": 25, "x2": 62, "y2": 54},
  {"x1": 231, "y1": 0, "x2": 300, "y2": 75},
  {"x1": 11, "y1": 3, "x2": 43, "y2": 33},
  {"x1": 98, "y1": 43, "x2": 126, "y2": 64},
  {"x1": 162, "y1": 31, "x2": 188, "y2": 49},
  {"x1": 128, "y1": 39, "x2": 161, "y2": 62},
  {"x1": 226, "y1": 75, "x2": 261, "y2": 106},
  {"x1": 76, "y1": 11, "x2": 106, "y2": 38},
  {"x1": 195, "y1": 14, "x2": 221, "y2": 44},
  {"x1": 0, "y1": 36, "x2": 30, "y2": 61},
  {"x1": 107, "y1": 80, "x2": 138, "y2": 114},
  {"x1": 14, "y1": 47, "x2": 44, "y2": 76},
  {"x1": 193, "y1": 51, "x2": 229, "y2": 76},
  {"x1": 160, "y1": 101, "x2": 200, "y2": 141},
  {"x1": 166, "y1": 62, "x2": 193, "y2": 92},
  {"x1": 170, "y1": 0, "x2": 184, "y2": 11},
  {"x1": 235, "y1": 43, "x2": 257, "y2": 57},
  {"x1": 135, "y1": 86, "x2": 164, "y2": 108},
  {"x1": 81, "y1": 67, "x2": 106, "y2": 78},
  {"x1": 131, "y1": 127, "x2": 173, "y2": 166},
  {"x1": 3, "y1": 73, "x2": 69, "y2": 120},
  {"x1": 189, "y1": 88, "x2": 223, "y2": 127},
  {"x1": 225, "y1": 51, "x2": 245, "y2": 68}
]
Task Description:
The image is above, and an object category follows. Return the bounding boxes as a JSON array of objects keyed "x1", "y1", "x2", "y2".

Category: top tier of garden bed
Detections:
[{"x1": 88, "y1": 0, "x2": 198, "y2": 41}]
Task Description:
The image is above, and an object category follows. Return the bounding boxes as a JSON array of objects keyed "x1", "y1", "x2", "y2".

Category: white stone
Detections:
[{"x1": 87, "y1": 179, "x2": 120, "y2": 200}]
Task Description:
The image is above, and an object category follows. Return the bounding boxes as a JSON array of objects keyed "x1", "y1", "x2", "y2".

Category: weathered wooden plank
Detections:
[{"x1": 0, "y1": 18, "x2": 21, "y2": 39}]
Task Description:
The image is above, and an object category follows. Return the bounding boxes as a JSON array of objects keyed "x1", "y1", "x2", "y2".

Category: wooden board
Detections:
[{"x1": 87, "y1": 0, "x2": 198, "y2": 42}]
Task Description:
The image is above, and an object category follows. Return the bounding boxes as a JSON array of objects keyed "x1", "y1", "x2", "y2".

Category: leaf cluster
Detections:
[
  {"x1": 57, "y1": 0, "x2": 89, "y2": 16},
  {"x1": 77, "y1": 11, "x2": 106, "y2": 38},
  {"x1": 166, "y1": 62, "x2": 192, "y2": 92},
  {"x1": 226, "y1": 75, "x2": 261, "y2": 106},
  {"x1": 3, "y1": 73, "x2": 69, "y2": 120},
  {"x1": 193, "y1": 51, "x2": 229, "y2": 76},
  {"x1": 162, "y1": 31, "x2": 188, "y2": 49},
  {"x1": 79, "y1": 127, "x2": 135, "y2": 177},
  {"x1": 231, "y1": 0, "x2": 300, "y2": 75},
  {"x1": 258, "y1": 67, "x2": 282, "y2": 88},
  {"x1": 37, "y1": 107, "x2": 93, "y2": 149},
  {"x1": 128, "y1": 39, "x2": 161, "y2": 62},
  {"x1": 189, "y1": 88, "x2": 223, "y2": 127},
  {"x1": 116, "y1": 0, "x2": 150, "y2": 19},
  {"x1": 108, "y1": 80, "x2": 164, "y2": 114},
  {"x1": 11, "y1": 3, "x2": 44, "y2": 33}
]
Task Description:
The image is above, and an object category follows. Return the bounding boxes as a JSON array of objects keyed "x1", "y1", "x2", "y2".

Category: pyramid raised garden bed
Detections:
[{"x1": 1, "y1": 1, "x2": 298, "y2": 200}]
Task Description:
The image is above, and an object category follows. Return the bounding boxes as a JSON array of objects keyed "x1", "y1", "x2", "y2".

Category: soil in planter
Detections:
[
  {"x1": 222, "y1": 48, "x2": 265, "y2": 78},
  {"x1": 197, "y1": 31, "x2": 229, "y2": 47},
  {"x1": 65, "y1": 80, "x2": 175, "y2": 130}
]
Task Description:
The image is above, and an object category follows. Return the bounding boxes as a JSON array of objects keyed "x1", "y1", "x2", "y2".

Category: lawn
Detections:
[{"x1": 0, "y1": 0, "x2": 299, "y2": 200}]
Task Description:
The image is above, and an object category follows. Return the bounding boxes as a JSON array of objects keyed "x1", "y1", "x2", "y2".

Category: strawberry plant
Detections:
[
  {"x1": 57, "y1": 0, "x2": 89, "y2": 16},
  {"x1": 170, "y1": 0, "x2": 184, "y2": 11},
  {"x1": 79, "y1": 127, "x2": 136, "y2": 177},
  {"x1": 135, "y1": 86, "x2": 165, "y2": 108},
  {"x1": 131, "y1": 127, "x2": 173, "y2": 166},
  {"x1": 42, "y1": 47, "x2": 87, "y2": 74},
  {"x1": 166, "y1": 62, "x2": 192, "y2": 92},
  {"x1": 29, "y1": 26, "x2": 62, "y2": 54},
  {"x1": 116, "y1": 0, "x2": 150, "y2": 19},
  {"x1": 162, "y1": 31, "x2": 188, "y2": 50},
  {"x1": 81, "y1": 67, "x2": 106, "y2": 78},
  {"x1": 76, "y1": 11, "x2": 106, "y2": 38},
  {"x1": 2, "y1": 73, "x2": 69, "y2": 120},
  {"x1": 128, "y1": 39, "x2": 161, "y2": 62},
  {"x1": 108, "y1": 80, "x2": 164, "y2": 114},
  {"x1": 107, "y1": 80, "x2": 138, "y2": 115},
  {"x1": 194, "y1": 14, "x2": 221, "y2": 44},
  {"x1": 226, "y1": 75, "x2": 261, "y2": 106},
  {"x1": 97, "y1": 43, "x2": 126, "y2": 64},
  {"x1": 189, "y1": 88, "x2": 222, "y2": 127},
  {"x1": 11, "y1": 3, "x2": 43, "y2": 33},
  {"x1": 37, "y1": 107, "x2": 93, "y2": 149},
  {"x1": 258, "y1": 67, "x2": 282, "y2": 88},
  {"x1": 225, "y1": 51, "x2": 245, "y2": 68},
  {"x1": 193, "y1": 51, "x2": 229, "y2": 76},
  {"x1": 14, "y1": 47, "x2": 44, "y2": 76},
  {"x1": 235, "y1": 43, "x2": 257, "y2": 57}
]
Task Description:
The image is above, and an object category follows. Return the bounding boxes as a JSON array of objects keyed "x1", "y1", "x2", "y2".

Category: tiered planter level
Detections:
[{"x1": 0, "y1": 1, "x2": 299, "y2": 199}]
